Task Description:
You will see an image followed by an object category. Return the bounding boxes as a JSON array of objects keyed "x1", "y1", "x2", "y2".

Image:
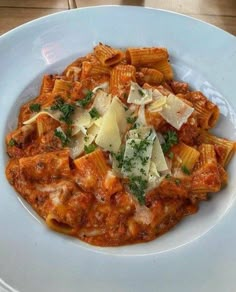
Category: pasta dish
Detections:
[{"x1": 5, "y1": 44, "x2": 235, "y2": 246}]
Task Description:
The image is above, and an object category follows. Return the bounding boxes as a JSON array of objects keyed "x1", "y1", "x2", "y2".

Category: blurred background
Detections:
[{"x1": 0, "y1": 0, "x2": 235, "y2": 35}]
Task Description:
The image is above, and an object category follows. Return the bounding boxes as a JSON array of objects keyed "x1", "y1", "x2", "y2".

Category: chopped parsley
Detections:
[
  {"x1": 175, "y1": 179, "x2": 181, "y2": 185},
  {"x1": 138, "y1": 89, "x2": 145, "y2": 97},
  {"x1": 122, "y1": 157, "x2": 134, "y2": 172},
  {"x1": 165, "y1": 174, "x2": 171, "y2": 179},
  {"x1": 126, "y1": 116, "x2": 137, "y2": 124},
  {"x1": 89, "y1": 107, "x2": 100, "y2": 119},
  {"x1": 182, "y1": 165, "x2": 190, "y2": 175},
  {"x1": 76, "y1": 90, "x2": 93, "y2": 108},
  {"x1": 8, "y1": 138, "x2": 16, "y2": 147},
  {"x1": 161, "y1": 130, "x2": 178, "y2": 154},
  {"x1": 130, "y1": 138, "x2": 150, "y2": 154},
  {"x1": 111, "y1": 147, "x2": 125, "y2": 168},
  {"x1": 140, "y1": 168, "x2": 146, "y2": 175},
  {"x1": 123, "y1": 93, "x2": 128, "y2": 100},
  {"x1": 51, "y1": 98, "x2": 75, "y2": 125},
  {"x1": 128, "y1": 175, "x2": 148, "y2": 205},
  {"x1": 84, "y1": 144, "x2": 96, "y2": 154},
  {"x1": 168, "y1": 151, "x2": 174, "y2": 159},
  {"x1": 54, "y1": 128, "x2": 71, "y2": 147},
  {"x1": 29, "y1": 103, "x2": 41, "y2": 112}
]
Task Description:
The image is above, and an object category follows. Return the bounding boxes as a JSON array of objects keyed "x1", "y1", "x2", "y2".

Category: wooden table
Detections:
[{"x1": 0, "y1": 0, "x2": 235, "y2": 36}]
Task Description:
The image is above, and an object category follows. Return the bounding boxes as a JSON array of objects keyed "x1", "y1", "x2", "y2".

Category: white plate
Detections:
[{"x1": 0, "y1": 6, "x2": 236, "y2": 292}]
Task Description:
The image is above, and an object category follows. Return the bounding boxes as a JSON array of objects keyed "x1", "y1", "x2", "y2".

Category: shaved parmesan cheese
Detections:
[
  {"x1": 95, "y1": 108, "x2": 121, "y2": 152},
  {"x1": 92, "y1": 82, "x2": 109, "y2": 93},
  {"x1": 94, "y1": 117, "x2": 103, "y2": 127},
  {"x1": 127, "y1": 82, "x2": 152, "y2": 105},
  {"x1": 121, "y1": 138, "x2": 153, "y2": 179},
  {"x1": 152, "y1": 89, "x2": 164, "y2": 100},
  {"x1": 69, "y1": 132, "x2": 85, "y2": 159},
  {"x1": 84, "y1": 134, "x2": 95, "y2": 146},
  {"x1": 128, "y1": 126, "x2": 156, "y2": 141},
  {"x1": 23, "y1": 109, "x2": 61, "y2": 125},
  {"x1": 87, "y1": 123, "x2": 100, "y2": 137},
  {"x1": 159, "y1": 94, "x2": 194, "y2": 130},
  {"x1": 148, "y1": 95, "x2": 167, "y2": 112},
  {"x1": 136, "y1": 105, "x2": 147, "y2": 126},
  {"x1": 156, "y1": 132, "x2": 165, "y2": 144},
  {"x1": 147, "y1": 162, "x2": 164, "y2": 191},
  {"x1": 95, "y1": 96, "x2": 127, "y2": 153},
  {"x1": 151, "y1": 136, "x2": 168, "y2": 172},
  {"x1": 109, "y1": 96, "x2": 127, "y2": 135},
  {"x1": 91, "y1": 90, "x2": 111, "y2": 116},
  {"x1": 84, "y1": 124, "x2": 100, "y2": 146},
  {"x1": 72, "y1": 108, "x2": 91, "y2": 136}
]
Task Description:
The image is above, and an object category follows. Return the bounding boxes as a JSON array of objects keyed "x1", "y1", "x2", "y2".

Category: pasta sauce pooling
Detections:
[{"x1": 5, "y1": 44, "x2": 235, "y2": 246}]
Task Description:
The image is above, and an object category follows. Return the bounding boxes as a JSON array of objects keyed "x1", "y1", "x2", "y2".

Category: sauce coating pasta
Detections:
[{"x1": 5, "y1": 44, "x2": 235, "y2": 246}]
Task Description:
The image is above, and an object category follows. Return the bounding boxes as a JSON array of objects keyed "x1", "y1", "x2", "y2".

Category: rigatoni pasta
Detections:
[
  {"x1": 5, "y1": 43, "x2": 235, "y2": 247},
  {"x1": 126, "y1": 47, "x2": 168, "y2": 66},
  {"x1": 94, "y1": 43, "x2": 124, "y2": 66}
]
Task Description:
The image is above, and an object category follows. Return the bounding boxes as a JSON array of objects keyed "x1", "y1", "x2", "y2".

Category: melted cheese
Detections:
[
  {"x1": 127, "y1": 82, "x2": 152, "y2": 105},
  {"x1": 159, "y1": 94, "x2": 194, "y2": 130}
]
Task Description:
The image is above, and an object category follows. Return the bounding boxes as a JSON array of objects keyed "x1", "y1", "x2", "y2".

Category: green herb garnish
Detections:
[
  {"x1": 8, "y1": 138, "x2": 16, "y2": 147},
  {"x1": 182, "y1": 165, "x2": 190, "y2": 175},
  {"x1": 165, "y1": 174, "x2": 171, "y2": 179},
  {"x1": 76, "y1": 90, "x2": 93, "y2": 108},
  {"x1": 161, "y1": 130, "x2": 178, "y2": 154},
  {"x1": 168, "y1": 151, "x2": 174, "y2": 159},
  {"x1": 128, "y1": 175, "x2": 148, "y2": 205},
  {"x1": 175, "y1": 179, "x2": 181, "y2": 185},
  {"x1": 138, "y1": 89, "x2": 145, "y2": 97},
  {"x1": 29, "y1": 103, "x2": 41, "y2": 112},
  {"x1": 54, "y1": 128, "x2": 71, "y2": 147},
  {"x1": 126, "y1": 116, "x2": 137, "y2": 124},
  {"x1": 51, "y1": 98, "x2": 75, "y2": 125},
  {"x1": 111, "y1": 147, "x2": 125, "y2": 168},
  {"x1": 89, "y1": 107, "x2": 100, "y2": 119},
  {"x1": 84, "y1": 144, "x2": 96, "y2": 154},
  {"x1": 130, "y1": 138, "x2": 150, "y2": 154},
  {"x1": 140, "y1": 168, "x2": 146, "y2": 175}
]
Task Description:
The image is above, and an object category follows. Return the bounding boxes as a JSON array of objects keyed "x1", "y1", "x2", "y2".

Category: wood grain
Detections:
[
  {"x1": 0, "y1": 7, "x2": 64, "y2": 35},
  {"x1": 0, "y1": 0, "x2": 68, "y2": 9},
  {"x1": 0, "y1": 0, "x2": 235, "y2": 35}
]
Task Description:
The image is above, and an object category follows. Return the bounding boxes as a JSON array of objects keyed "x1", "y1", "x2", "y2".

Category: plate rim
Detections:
[
  {"x1": 0, "y1": 5, "x2": 235, "y2": 42},
  {"x1": 0, "y1": 5, "x2": 236, "y2": 292}
]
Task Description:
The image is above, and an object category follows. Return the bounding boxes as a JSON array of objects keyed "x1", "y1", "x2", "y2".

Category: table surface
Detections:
[{"x1": 0, "y1": 0, "x2": 235, "y2": 36}]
